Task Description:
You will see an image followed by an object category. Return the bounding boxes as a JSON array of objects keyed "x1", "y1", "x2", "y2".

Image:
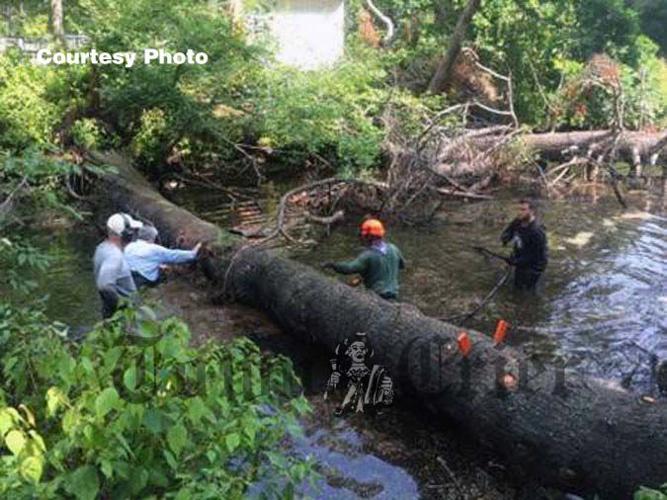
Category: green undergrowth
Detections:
[{"x1": 0, "y1": 305, "x2": 313, "y2": 499}]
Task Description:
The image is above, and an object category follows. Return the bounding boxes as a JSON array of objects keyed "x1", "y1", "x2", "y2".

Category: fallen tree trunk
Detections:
[
  {"x1": 468, "y1": 129, "x2": 667, "y2": 165},
  {"x1": 89, "y1": 151, "x2": 667, "y2": 498}
]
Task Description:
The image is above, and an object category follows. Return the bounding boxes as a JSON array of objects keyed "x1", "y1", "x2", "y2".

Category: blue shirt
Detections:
[{"x1": 124, "y1": 240, "x2": 197, "y2": 282}]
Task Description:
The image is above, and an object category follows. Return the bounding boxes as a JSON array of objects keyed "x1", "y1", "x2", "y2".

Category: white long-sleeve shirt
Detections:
[{"x1": 124, "y1": 240, "x2": 197, "y2": 282}]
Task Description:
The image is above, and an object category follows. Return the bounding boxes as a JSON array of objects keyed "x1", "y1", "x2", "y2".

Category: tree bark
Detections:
[
  {"x1": 440, "y1": 129, "x2": 667, "y2": 168},
  {"x1": 89, "y1": 151, "x2": 667, "y2": 498},
  {"x1": 50, "y1": 0, "x2": 64, "y2": 42},
  {"x1": 427, "y1": 0, "x2": 481, "y2": 94}
]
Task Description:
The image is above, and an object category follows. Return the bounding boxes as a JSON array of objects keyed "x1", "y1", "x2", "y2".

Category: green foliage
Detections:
[
  {"x1": 252, "y1": 54, "x2": 388, "y2": 173},
  {"x1": 629, "y1": 0, "x2": 667, "y2": 55},
  {"x1": 635, "y1": 484, "x2": 667, "y2": 500},
  {"x1": 0, "y1": 149, "x2": 82, "y2": 222},
  {"x1": 0, "y1": 55, "x2": 64, "y2": 149},
  {"x1": 0, "y1": 239, "x2": 50, "y2": 294},
  {"x1": 2, "y1": 0, "x2": 666, "y2": 171},
  {"x1": 0, "y1": 1, "x2": 52, "y2": 37},
  {"x1": 70, "y1": 118, "x2": 104, "y2": 150},
  {"x1": 0, "y1": 307, "x2": 313, "y2": 499}
]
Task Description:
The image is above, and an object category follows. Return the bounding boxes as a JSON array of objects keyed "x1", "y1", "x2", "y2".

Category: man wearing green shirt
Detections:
[{"x1": 322, "y1": 218, "x2": 406, "y2": 300}]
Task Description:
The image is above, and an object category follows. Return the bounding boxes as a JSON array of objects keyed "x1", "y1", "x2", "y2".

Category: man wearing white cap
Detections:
[
  {"x1": 125, "y1": 225, "x2": 201, "y2": 288},
  {"x1": 93, "y1": 213, "x2": 143, "y2": 318}
]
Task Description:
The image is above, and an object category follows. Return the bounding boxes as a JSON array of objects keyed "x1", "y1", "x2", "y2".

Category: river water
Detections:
[
  {"x1": 5, "y1": 185, "x2": 666, "y2": 498},
  {"x1": 177, "y1": 186, "x2": 667, "y2": 393}
]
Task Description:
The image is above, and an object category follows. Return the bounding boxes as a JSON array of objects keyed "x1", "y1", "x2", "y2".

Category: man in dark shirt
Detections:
[{"x1": 500, "y1": 199, "x2": 548, "y2": 291}]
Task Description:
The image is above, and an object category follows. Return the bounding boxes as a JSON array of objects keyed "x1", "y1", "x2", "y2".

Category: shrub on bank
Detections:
[{"x1": 0, "y1": 306, "x2": 312, "y2": 499}]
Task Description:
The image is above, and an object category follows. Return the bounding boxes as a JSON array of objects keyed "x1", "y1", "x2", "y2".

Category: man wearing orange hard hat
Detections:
[{"x1": 322, "y1": 217, "x2": 406, "y2": 300}]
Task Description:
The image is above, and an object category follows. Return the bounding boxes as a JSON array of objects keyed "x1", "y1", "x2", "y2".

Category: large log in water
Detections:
[
  {"x1": 472, "y1": 129, "x2": 667, "y2": 165},
  {"x1": 90, "y1": 151, "x2": 667, "y2": 498}
]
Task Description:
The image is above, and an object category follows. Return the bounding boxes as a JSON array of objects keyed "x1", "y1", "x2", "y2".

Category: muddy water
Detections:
[
  {"x1": 7, "y1": 185, "x2": 666, "y2": 498},
  {"x1": 177, "y1": 185, "x2": 667, "y2": 392},
  {"x1": 295, "y1": 196, "x2": 667, "y2": 392}
]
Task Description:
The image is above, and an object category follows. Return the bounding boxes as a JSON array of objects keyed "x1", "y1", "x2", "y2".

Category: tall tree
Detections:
[
  {"x1": 50, "y1": 0, "x2": 64, "y2": 41},
  {"x1": 427, "y1": 0, "x2": 481, "y2": 94}
]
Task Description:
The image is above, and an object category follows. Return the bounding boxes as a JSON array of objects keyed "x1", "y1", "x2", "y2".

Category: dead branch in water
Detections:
[
  {"x1": 249, "y1": 178, "x2": 387, "y2": 245},
  {"x1": 305, "y1": 209, "x2": 345, "y2": 225}
]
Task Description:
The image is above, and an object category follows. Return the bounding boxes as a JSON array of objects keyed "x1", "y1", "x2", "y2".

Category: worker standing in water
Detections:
[
  {"x1": 93, "y1": 213, "x2": 142, "y2": 318},
  {"x1": 322, "y1": 218, "x2": 406, "y2": 300},
  {"x1": 500, "y1": 199, "x2": 548, "y2": 291}
]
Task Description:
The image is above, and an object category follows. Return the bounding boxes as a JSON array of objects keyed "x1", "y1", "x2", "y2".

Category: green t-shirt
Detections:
[{"x1": 332, "y1": 242, "x2": 405, "y2": 299}]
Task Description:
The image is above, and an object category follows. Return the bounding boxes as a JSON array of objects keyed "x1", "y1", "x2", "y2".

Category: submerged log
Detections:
[{"x1": 89, "y1": 151, "x2": 667, "y2": 498}]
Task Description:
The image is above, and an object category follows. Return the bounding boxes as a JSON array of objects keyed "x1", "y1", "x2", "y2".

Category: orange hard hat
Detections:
[{"x1": 360, "y1": 218, "x2": 385, "y2": 238}]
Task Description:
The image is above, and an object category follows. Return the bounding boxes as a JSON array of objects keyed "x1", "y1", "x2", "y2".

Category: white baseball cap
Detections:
[{"x1": 106, "y1": 213, "x2": 143, "y2": 235}]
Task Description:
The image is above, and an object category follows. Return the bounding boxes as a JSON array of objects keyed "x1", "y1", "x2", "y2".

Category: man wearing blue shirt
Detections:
[{"x1": 125, "y1": 225, "x2": 201, "y2": 288}]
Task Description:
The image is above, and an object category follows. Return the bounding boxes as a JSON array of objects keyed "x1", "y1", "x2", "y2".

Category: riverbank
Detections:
[{"x1": 148, "y1": 274, "x2": 545, "y2": 499}]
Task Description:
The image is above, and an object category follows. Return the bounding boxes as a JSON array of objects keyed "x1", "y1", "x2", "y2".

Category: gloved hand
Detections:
[{"x1": 321, "y1": 261, "x2": 335, "y2": 270}]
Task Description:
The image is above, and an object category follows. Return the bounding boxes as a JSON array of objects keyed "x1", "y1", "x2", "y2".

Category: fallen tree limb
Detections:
[
  {"x1": 435, "y1": 187, "x2": 493, "y2": 200},
  {"x1": 467, "y1": 130, "x2": 667, "y2": 165},
  {"x1": 305, "y1": 209, "x2": 345, "y2": 225},
  {"x1": 90, "y1": 151, "x2": 667, "y2": 498}
]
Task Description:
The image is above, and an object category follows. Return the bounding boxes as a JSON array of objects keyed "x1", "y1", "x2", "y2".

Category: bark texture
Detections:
[
  {"x1": 50, "y1": 0, "x2": 64, "y2": 41},
  {"x1": 471, "y1": 129, "x2": 667, "y2": 164},
  {"x1": 91, "y1": 152, "x2": 667, "y2": 498},
  {"x1": 427, "y1": 0, "x2": 482, "y2": 94}
]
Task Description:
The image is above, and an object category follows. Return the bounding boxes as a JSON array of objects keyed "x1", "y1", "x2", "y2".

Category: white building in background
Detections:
[{"x1": 269, "y1": 0, "x2": 345, "y2": 70}]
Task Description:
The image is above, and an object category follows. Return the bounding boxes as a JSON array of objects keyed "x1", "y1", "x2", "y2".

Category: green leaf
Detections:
[
  {"x1": 100, "y1": 459, "x2": 113, "y2": 479},
  {"x1": 175, "y1": 488, "x2": 191, "y2": 500},
  {"x1": 46, "y1": 387, "x2": 68, "y2": 417},
  {"x1": 103, "y1": 346, "x2": 123, "y2": 372},
  {"x1": 80, "y1": 357, "x2": 94, "y2": 376},
  {"x1": 19, "y1": 455, "x2": 44, "y2": 483},
  {"x1": 17, "y1": 405, "x2": 35, "y2": 427},
  {"x1": 0, "y1": 407, "x2": 19, "y2": 436},
  {"x1": 225, "y1": 432, "x2": 240, "y2": 453},
  {"x1": 95, "y1": 387, "x2": 120, "y2": 419},
  {"x1": 128, "y1": 467, "x2": 148, "y2": 495},
  {"x1": 66, "y1": 465, "x2": 100, "y2": 500},
  {"x1": 123, "y1": 364, "x2": 137, "y2": 392},
  {"x1": 142, "y1": 409, "x2": 164, "y2": 434},
  {"x1": 28, "y1": 430, "x2": 46, "y2": 453},
  {"x1": 62, "y1": 409, "x2": 80, "y2": 434},
  {"x1": 5, "y1": 429, "x2": 27, "y2": 455},
  {"x1": 167, "y1": 424, "x2": 187, "y2": 457},
  {"x1": 163, "y1": 449, "x2": 178, "y2": 470},
  {"x1": 186, "y1": 396, "x2": 215, "y2": 424}
]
